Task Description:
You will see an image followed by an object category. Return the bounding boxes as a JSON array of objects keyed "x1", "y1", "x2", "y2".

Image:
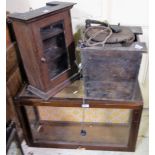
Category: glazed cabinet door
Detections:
[{"x1": 31, "y1": 10, "x2": 74, "y2": 91}]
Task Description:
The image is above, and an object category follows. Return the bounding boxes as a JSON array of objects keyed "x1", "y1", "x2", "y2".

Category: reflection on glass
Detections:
[
  {"x1": 7, "y1": 141, "x2": 22, "y2": 155},
  {"x1": 40, "y1": 21, "x2": 69, "y2": 79},
  {"x1": 25, "y1": 106, "x2": 132, "y2": 147}
]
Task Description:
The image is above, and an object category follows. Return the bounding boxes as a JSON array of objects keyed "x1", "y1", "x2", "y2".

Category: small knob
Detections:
[{"x1": 41, "y1": 57, "x2": 46, "y2": 63}]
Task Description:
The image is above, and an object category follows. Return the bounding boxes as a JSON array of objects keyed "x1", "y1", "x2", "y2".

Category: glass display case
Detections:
[
  {"x1": 15, "y1": 79, "x2": 143, "y2": 151},
  {"x1": 26, "y1": 106, "x2": 132, "y2": 147}
]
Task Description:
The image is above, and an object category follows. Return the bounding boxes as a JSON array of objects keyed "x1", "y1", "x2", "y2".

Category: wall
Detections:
[
  {"x1": 6, "y1": 0, "x2": 149, "y2": 107},
  {"x1": 6, "y1": 0, "x2": 30, "y2": 13},
  {"x1": 6, "y1": 0, "x2": 149, "y2": 37}
]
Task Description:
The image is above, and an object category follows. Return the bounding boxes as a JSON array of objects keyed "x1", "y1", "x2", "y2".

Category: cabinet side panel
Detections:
[
  {"x1": 64, "y1": 11, "x2": 77, "y2": 67},
  {"x1": 12, "y1": 21, "x2": 44, "y2": 91}
]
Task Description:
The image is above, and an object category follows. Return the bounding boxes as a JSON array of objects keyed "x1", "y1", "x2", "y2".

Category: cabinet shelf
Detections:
[
  {"x1": 41, "y1": 28, "x2": 63, "y2": 41},
  {"x1": 44, "y1": 46, "x2": 66, "y2": 60},
  {"x1": 32, "y1": 121, "x2": 130, "y2": 146}
]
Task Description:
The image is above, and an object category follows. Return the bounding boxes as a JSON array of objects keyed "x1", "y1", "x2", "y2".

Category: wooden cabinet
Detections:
[
  {"x1": 15, "y1": 79, "x2": 143, "y2": 151},
  {"x1": 9, "y1": 2, "x2": 78, "y2": 100}
]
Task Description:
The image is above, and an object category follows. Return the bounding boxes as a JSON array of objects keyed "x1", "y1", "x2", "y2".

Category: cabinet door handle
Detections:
[{"x1": 41, "y1": 57, "x2": 46, "y2": 63}]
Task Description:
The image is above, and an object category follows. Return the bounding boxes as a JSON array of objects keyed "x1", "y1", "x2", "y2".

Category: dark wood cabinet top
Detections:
[{"x1": 8, "y1": 1, "x2": 76, "y2": 22}]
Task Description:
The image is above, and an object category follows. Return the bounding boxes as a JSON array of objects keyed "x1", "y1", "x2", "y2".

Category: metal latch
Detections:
[
  {"x1": 81, "y1": 104, "x2": 89, "y2": 108},
  {"x1": 77, "y1": 146, "x2": 86, "y2": 150}
]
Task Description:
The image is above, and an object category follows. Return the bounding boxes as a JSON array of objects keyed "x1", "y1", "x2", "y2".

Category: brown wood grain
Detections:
[
  {"x1": 6, "y1": 43, "x2": 18, "y2": 79},
  {"x1": 7, "y1": 67, "x2": 22, "y2": 97},
  {"x1": 6, "y1": 19, "x2": 24, "y2": 141},
  {"x1": 6, "y1": 86, "x2": 23, "y2": 141},
  {"x1": 6, "y1": 24, "x2": 12, "y2": 48}
]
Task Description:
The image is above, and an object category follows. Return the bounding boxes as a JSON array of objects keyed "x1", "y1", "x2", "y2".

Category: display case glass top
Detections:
[{"x1": 18, "y1": 79, "x2": 143, "y2": 104}]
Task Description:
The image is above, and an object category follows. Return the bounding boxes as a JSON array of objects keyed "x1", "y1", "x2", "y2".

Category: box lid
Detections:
[{"x1": 80, "y1": 42, "x2": 147, "y2": 53}]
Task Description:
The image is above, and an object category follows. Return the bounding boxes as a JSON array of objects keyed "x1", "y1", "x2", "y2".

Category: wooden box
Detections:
[
  {"x1": 80, "y1": 27, "x2": 147, "y2": 100},
  {"x1": 14, "y1": 79, "x2": 143, "y2": 151},
  {"x1": 8, "y1": 1, "x2": 78, "y2": 100}
]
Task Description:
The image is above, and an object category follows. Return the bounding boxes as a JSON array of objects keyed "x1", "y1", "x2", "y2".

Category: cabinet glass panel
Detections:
[
  {"x1": 25, "y1": 106, "x2": 132, "y2": 147},
  {"x1": 40, "y1": 21, "x2": 69, "y2": 79}
]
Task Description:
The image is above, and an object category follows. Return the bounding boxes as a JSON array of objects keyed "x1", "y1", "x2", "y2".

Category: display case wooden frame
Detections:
[
  {"x1": 8, "y1": 1, "x2": 78, "y2": 100},
  {"x1": 14, "y1": 79, "x2": 143, "y2": 152}
]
